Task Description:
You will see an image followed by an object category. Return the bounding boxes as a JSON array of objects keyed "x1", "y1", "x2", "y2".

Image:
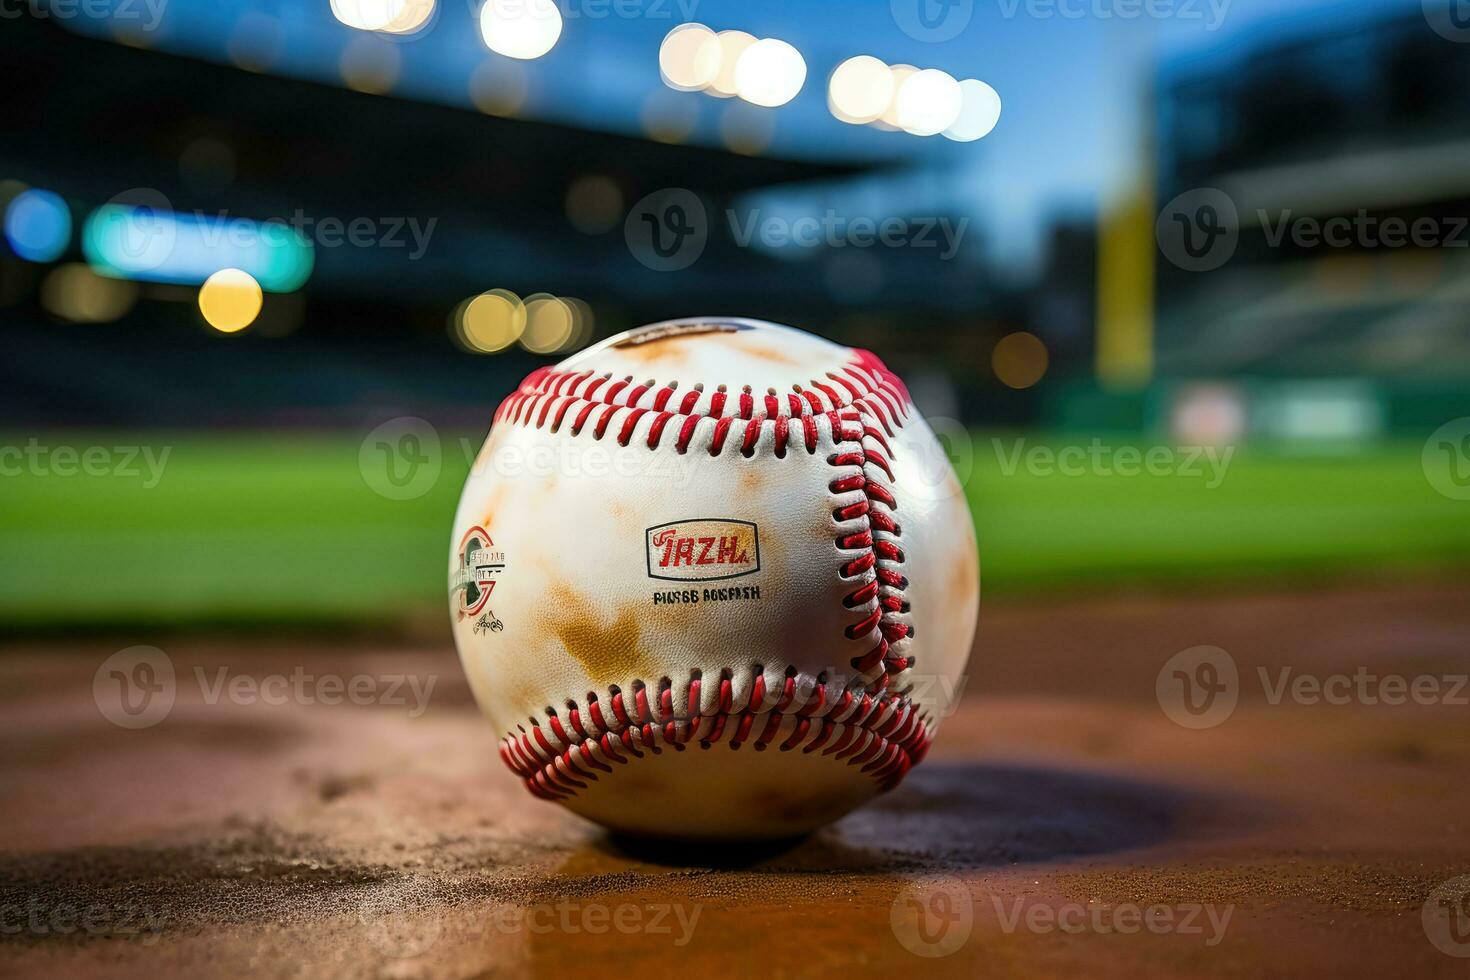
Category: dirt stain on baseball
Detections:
[
  {"x1": 612, "y1": 329, "x2": 802, "y2": 370},
  {"x1": 539, "y1": 583, "x2": 659, "y2": 685}
]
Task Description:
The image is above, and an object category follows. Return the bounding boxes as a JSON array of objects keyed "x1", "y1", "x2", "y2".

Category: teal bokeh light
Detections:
[{"x1": 82, "y1": 204, "x2": 313, "y2": 292}]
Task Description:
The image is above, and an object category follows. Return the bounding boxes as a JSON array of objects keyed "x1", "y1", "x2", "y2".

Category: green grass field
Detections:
[{"x1": 2, "y1": 430, "x2": 1466, "y2": 628}]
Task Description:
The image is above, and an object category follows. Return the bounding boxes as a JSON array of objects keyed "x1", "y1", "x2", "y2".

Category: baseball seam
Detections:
[
  {"x1": 500, "y1": 669, "x2": 932, "y2": 802},
  {"x1": 492, "y1": 350, "x2": 910, "y2": 456}
]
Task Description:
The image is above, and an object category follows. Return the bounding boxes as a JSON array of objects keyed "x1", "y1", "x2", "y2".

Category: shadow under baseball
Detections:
[{"x1": 596, "y1": 760, "x2": 1234, "y2": 872}]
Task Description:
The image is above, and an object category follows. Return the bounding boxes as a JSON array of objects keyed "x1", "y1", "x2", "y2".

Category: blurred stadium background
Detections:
[{"x1": 2, "y1": 0, "x2": 1468, "y2": 629}]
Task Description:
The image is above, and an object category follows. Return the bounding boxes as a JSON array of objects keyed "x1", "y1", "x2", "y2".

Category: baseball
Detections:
[{"x1": 449, "y1": 317, "x2": 979, "y2": 839}]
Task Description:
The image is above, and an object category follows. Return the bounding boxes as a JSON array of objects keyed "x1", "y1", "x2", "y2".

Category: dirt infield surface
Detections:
[{"x1": 2, "y1": 577, "x2": 1468, "y2": 978}]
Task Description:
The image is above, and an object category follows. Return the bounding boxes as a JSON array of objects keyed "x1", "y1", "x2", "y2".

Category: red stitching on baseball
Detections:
[
  {"x1": 501, "y1": 672, "x2": 930, "y2": 800},
  {"x1": 828, "y1": 404, "x2": 913, "y2": 681},
  {"x1": 492, "y1": 352, "x2": 910, "y2": 458}
]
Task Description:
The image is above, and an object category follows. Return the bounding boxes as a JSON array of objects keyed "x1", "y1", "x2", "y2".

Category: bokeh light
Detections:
[
  {"x1": 198, "y1": 268, "x2": 263, "y2": 333},
  {"x1": 454, "y1": 288, "x2": 526, "y2": 352},
  {"x1": 733, "y1": 38, "x2": 806, "y2": 108},
  {"x1": 565, "y1": 175, "x2": 624, "y2": 235},
  {"x1": 640, "y1": 90, "x2": 698, "y2": 144},
  {"x1": 659, "y1": 23, "x2": 721, "y2": 92},
  {"x1": 945, "y1": 79, "x2": 1002, "y2": 142},
  {"x1": 469, "y1": 58, "x2": 528, "y2": 116},
  {"x1": 381, "y1": 0, "x2": 435, "y2": 34},
  {"x1": 708, "y1": 30, "x2": 757, "y2": 98},
  {"x1": 330, "y1": 0, "x2": 408, "y2": 32},
  {"x1": 991, "y1": 331, "x2": 1050, "y2": 389},
  {"x1": 895, "y1": 68, "x2": 963, "y2": 136},
  {"x1": 40, "y1": 264, "x2": 138, "y2": 323},
  {"x1": 876, "y1": 64, "x2": 917, "y2": 130},
  {"x1": 720, "y1": 103, "x2": 775, "y2": 156},
  {"x1": 828, "y1": 55, "x2": 894, "y2": 125},
  {"x1": 479, "y1": 0, "x2": 562, "y2": 61},
  {"x1": 83, "y1": 205, "x2": 313, "y2": 292},
  {"x1": 339, "y1": 34, "x2": 401, "y2": 94},
  {"x1": 4, "y1": 189, "x2": 72, "y2": 263},
  {"x1": 227, "y1": 12, "x2": 283, "y2": 72},
  {"x1": 520, "y1": 294, "x2": 576, "y2": 353}
]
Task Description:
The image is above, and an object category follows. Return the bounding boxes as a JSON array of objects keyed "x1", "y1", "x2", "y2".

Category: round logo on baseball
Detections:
[
  {"x1": 890, "y1": 875, "x2": 973, "y2": 957},
  {"x1": 1156, "y1": 645, "x2": 1238, "y2": 730},
  {"x1": 94, "y1": 646, "x2": 176, "y2": 729}
]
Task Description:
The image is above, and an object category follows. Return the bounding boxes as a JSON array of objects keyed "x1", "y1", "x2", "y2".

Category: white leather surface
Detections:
[{"x1": 449, "y1": 317, "x2": 979, "y2": 838}]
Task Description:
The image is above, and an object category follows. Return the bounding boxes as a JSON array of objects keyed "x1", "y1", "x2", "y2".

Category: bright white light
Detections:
[
  {"x1": 828, "y1": 55, "x2": 894, "y2": 125},
  {"x1": 733, "y1": 38, "x2": 806, "y2": 108},
  {"x1": 895, "y1": 68, "x2": 962, "y2": 136},
  {"x1": 945, "y1": 78, "x2": 1002, "y2": 142},
  {"x1": 708, "y1": 30, "x2": 756, "y2": 98},
  {"x1": 659, "y1": 23, "x2": 721, "y2": 92},
  {"x1": 479, "y1": 0, "x2": 562, "y2": 60},
  {"x1": 330, "y1": 0, "x2": 401, "y2": 31},
  {"x1": 382, "y1": 0, "x2": 434, "y2": 34},
  {"x1": 876, "y1": 64, "x2": 917, "y2": 129}
]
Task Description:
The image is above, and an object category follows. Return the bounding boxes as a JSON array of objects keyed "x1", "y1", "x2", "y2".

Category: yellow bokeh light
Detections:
[
  {"x1": 659, "y1": 23, "x2": 721, "y2": 92},
  {"x1": 640, "y1": 90, "x2": 698, "y2": 144},
  {"x1": 895, "y1": 68, "x2": 963, "y2": 137},
  {"x1": 720, "y1": 103, "x2": 774, "y2": 156},
  {"x1": 828, "y1": 55, "x2": 894, "y2": 125},
  {"x1": 331, "y1": 0, "x2": 404, "y2": 31},
  {"x1": 707, "y1": 30, "x2": 756, "y2": 98},
  {"x1": 560, "y1": 296, "x2": 594, "y2": 350},
  {"x1": 733, "y1": 37, "x2": 806, "y2": 108},
  {"x1": 339, "y1": 34, "x2": 401, "y2": 94},
  {"x1": 480, "y1": 0, "x2": 562, "y2": 60},
  {"x1": 469, "y1": 59, "x2": 528, "y2": 116},
  {"x1": 520, "y1": 294, "x2": 576, "y2": 353},
  {"x1": 455, "y1": 288, "x2": 526, "y2": 353},
  {"x1": 876, "y1": 64, "x2": 917, "y2": 130},
  {"x1": 382, "y1": 0, "x2": 434, "y2": 34},
  {"x1": 41, "y1": 264, "x2": 139, "y2": 323},
  {"x1": 565, "y1": 175, "x2": 624, "y2": 235},
  {"x1": 198, "y1": 268, "x2": 263, "y2": 334},
  {"x1": 991, "y1": 332, "x2": 1050, "y2": 389}
]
